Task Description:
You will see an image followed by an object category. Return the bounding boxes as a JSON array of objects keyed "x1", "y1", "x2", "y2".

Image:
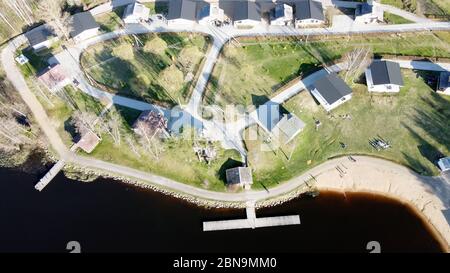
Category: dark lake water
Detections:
[{"x1": 0, "y1": 167, "x2": 445, "y2": 253}]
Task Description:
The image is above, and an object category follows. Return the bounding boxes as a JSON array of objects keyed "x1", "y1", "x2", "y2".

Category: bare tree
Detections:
[
  {"x1": 99, "y1": 111, "x2": 122, "y2": 145},
  {"x1": 71, "y1": 110, "x2": 97, "y2": 136},
  {"x1": 344, "y1": 47, "x2": 372, "y2": 82},
  {"x1": 37, "y1": 0, "x2": 70, "y2": 40},
  {"x1": 125, "y1": 135, "x2": 141, "y2": 158}
]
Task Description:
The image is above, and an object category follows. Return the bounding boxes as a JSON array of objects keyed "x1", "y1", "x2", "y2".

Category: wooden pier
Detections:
[
  {"x1": 34, "y1": 160, "x2": 65, "y2": 191},
  {"x1": 203, "y1": 201, "x2": 300, "y2": 231}
]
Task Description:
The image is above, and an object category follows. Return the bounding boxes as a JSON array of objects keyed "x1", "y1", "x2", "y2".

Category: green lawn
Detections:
[
  {"x1": 381, "y1": 0, "x2": 449, "y2": 19},
  {"x1": 244, "y1": 70, "x2": 450, "y2": 189},
  {"x1": 206, "y1": 32, "x2": 450, "y2": 108},
  {"x1": 144, "y1": 2, "x2": 169, "y2": 14},
  {"x1": 384, "y1": 12, "x2": 414, "y2": 24},
  {"x1": 81, "y1": 33, "x2": 210, "y2": 107}
]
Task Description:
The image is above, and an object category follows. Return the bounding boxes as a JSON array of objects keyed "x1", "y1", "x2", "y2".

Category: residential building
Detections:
[
  {"x1": 311, "y1": 73, "x2": 353, "y2": 111},
  {"x1": 437, "y1": 71, "x2": 450, "y2": 95},
  {"x1": 25, "y1": 25, "x2": 58, "y2": 52},
  {"x1": 197, "y1": 1, "x2": 224, "y2": 25},
  {"x1": 37, "y1": 63, "x2": 71, "y2": 92},
  {"x1": 270, "y1": 3, "x2": 294, "y2": 26},
  {"x1": 132, "y1": 110, "x2": 170, "y2": 138},
  {"x1": 220, "y1": 0, "x2": 262, "y2": 28},
  {"x1": 355, "y1": 0, "x2": 383, "y2": 24},
  {"x1": 167, "y1": 0, "x2": 198, "y2": 26},
  {"x1": 294, "y1": 0, "x2": 325, "y2": 28},
  {"x1": 365, "y1": 60, "x2": 404, "y2": 93},
  {"x1": 77, "y1": 130, "x2": 101, "y2": 154},
  {"x1": 122, "y1": 1, "x2": 150, "y2": 24},
  {"x1": 68, "y1": 11, "x2": 100, "y2": 42}
]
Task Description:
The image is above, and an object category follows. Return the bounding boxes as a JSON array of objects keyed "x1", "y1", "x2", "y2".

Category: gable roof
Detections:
[
  {"x1": 438, "y1": 71, "x2": 450, "y2": 90},
  {"x1": 275, "y1": 113, "x2": 305, "y2": 142},
  {"x1": 25, "y1": 25, "x2": 56, "y2": 47},
  {"x1": 123, "y1": 2, "x2": 149, "y2": 19},
  {"x1": 69, "y1": 11, "x2": 99, "y2": 38},
  {"x1": 167, "y1": 0, "x2": 198, "y2": 21},
  {"x1": 313, "y1": 73, "x2": 352, "y2": 105},
  {"x1": 295, "y1": 0, "x2": 324, "y2": 21},
  {"x1": 369, "y1": 61, "x2": 404, "y2": 86},
  {"x1": 226, "y1": 167, "x2": 253, "y2": 185},
  {"x1": 219, "y1": 1, "x2": 262, "y2": 22}
]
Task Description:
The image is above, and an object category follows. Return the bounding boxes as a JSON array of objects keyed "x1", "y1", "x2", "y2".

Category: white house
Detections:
[
  {"x1": 69, "y1": 11, "x2": 100, "y2": 42},
  {"x1": 437, "y1": 71, "x2": 450, "y2": 95},
  {"x1": 354, "y1": 0, "x2": 383, "y2": 24},
  {"x1": 197, "y1": 2, "x2": 225, "y2": 26},
  {"x1": 437, "y1": 157, "x2": 450, "y2": 172},
  {"x1": 25, "y1": 25, "x2": 59, "y2": 52},
  {"x1": 294, "y1": 0, "x2": 325, "y2": 28},
  {"x1": 122, "y1": 2, "x2": 150, "y2": 24},
  {"x1": 365, "y1": 60, "x2": 404, "y2": 93},
  {"x1": 220, "y1": 0, "x2": 262, "y2": 28},
  {"x1": 270, "y1": 3, "x2": 294, "y2": 26},
  {"x1": 311, "y1": 73, "x2": 353, "y2": 112},
  {"x1": 166, "y1": 0, "x2": 197, "y2": 26}
]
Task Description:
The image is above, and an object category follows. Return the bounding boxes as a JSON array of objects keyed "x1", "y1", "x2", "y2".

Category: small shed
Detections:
[{"x1": 225, "y1": 166, "x2": 253, "y2": 190}]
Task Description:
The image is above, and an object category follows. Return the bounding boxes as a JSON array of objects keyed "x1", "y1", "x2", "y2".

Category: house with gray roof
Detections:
[
  {"x1": 25, "y1": 25, "x2": 58, "y2": 52},
  {"x1": 219, "y1": 0, "x2": 262, "y2": 28},
  {"x1": 437, "y1": 71, "x2": 450, "y2": 95},
  {"x1": 167, "y1": 0, "x2": 198, "y2": 26},
  {"x1": 256, "y1": 101, "x2": 305, "y2": 144},
  {"x1": 270, "y1": 2, "x2": 294, "y2": 26},
  {"x1": 122, "y1": 1, "x2": 150, "y2": 24},
  {"x1": 68, "y1": 11, "x2": 100, "y2": 42},
  {"x1": 311, "y1": 73, "x2": 353, "y2": 111},
  {"x1": 365, "y1": 60, "x2": 404, "y2": 92},
  {"x1": 294, "y1": 0, "x2": 325, "y2": 28},
  {"x1": 225, "y1": 166, "x2": 253, "y2": 190}
]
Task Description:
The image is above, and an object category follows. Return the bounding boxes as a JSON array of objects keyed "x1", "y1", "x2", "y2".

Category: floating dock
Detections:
[
  {"x1": 34, "y1": 160, "x2": 65, "y2": 191},
  {"x1": 203, "y1": 201, "x2": 300, "y2": 231}
]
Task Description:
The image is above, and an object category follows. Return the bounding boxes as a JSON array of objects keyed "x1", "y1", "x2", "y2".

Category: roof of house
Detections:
[
  {"x1": 197, "y1": 2, "x2": 211, "y2": 20},
  {"x1": 313, "y1": 73, "x2": 352, "y2": 105},
  {"x1": 167, "y1": 0, "x2": 199, "y2": 21},
  {"x1": 77, "y1": 130, "x2": 101, "y2": 154},
  {"x1": 256, "y1": 101, "x2": 284, "y2": 132},
  {"x1": 295, "y1": 0, "x2": 324, "y2": 21},
  {"x1": 25, "y1": 25, "x2": 56, "y2": 47},
  {"x1": 225, "y1": 167, "x2": 253, "y2": 185},
  {"x1": 219, "y1": 1, "x2": 262, "y2": 22},
  {"x1": 438, "y1": 157, "x2": 450, "y2": 171},
  {"x1": 272, "y1": 3, "x2": 293, "y2": 19},
  {"x1": 275, "y1": 113, "x2": 305, "y2": 141},
  {"x1": 37, "y1": 64, "x2": 68, "y2": 90},
  {"x1": 123, "y1": 2, "x2": 149, "y2": 19},
  {"x1": 368, "y1": 61, "x2": 404, "y2": 86},
  {"x1": 69, "y1": 11, "x2": 99, "y2": 38},
  {"x1": 438, "y1": 71, "x2": 450, "y2": 90}
]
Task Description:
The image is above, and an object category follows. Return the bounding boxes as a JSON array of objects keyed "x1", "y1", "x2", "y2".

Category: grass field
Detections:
[
  {"x1": 95, "y1": 7, "x2": 125, "y2": 32},
  {"x1": 206, "y1": 32, "x2": 450, "y2": 108},
  {"x1": 244, "y1": 70, "x2": 450, "y2": 189},
  {"x1": 381, "y1": 0, "x2": 449, "y2": 19},
  {"x1": 384, "y1": 12, "x2": 414, "y2": 24},
  {"x1": 81, "y1": 32, "x2": 210, "y2": 107}
]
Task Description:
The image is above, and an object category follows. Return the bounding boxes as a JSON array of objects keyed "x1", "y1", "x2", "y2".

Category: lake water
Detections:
[{"x1": 0, "y1": 167, "x2": 445, "y2": 253}]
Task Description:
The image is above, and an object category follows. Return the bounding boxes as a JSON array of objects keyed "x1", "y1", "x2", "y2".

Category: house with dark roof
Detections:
[
  {"x1": 219, "y1": 0, "x2": 262, "y2": 28},
  {"x1": 256, "y1": 101, "x2": 305, "y2": 144},
  {"x1": 437, "y1": 71, "x2": 450, "y2": 95},
  {"x1": 354, "y1": 0, "x2": 383, "y2": 24},
  {"x1": 167, "y1": 0, "x2": 198, "y2": 26},
  {"x1": 25, "y1": 25, "x2": 58, "y2": 52},
  {"x1": 294, "y1": 0, "x2": 325, "y2": 28},
  {"x1": 68, "y1": 11, "x2": 100, "y2": 42},
  {"x1": 122, "y1": 1, "x2": 150, "y2": 24},
  {"x1": 225, "y1": 166, "x2": 253, "y2": 190},
  {"x1": 197, "y1": 1, "x2": 225, "y2": 25},
  {"x1": 365, "y1": 60, "x2": 404, "y2": 92},
  {"x1": 270, "y1": 2, "x2": 294, "y2": 26},
  {"x1": 311, "y1": 73, "x2": 353, "y2": 111}
]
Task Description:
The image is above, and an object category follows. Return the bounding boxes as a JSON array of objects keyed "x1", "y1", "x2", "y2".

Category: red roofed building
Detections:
[{"x1": 37, "y1": 64, "x2": 71, "y2": 92}]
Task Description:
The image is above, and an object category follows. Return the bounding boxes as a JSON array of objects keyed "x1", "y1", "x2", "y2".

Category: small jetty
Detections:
[
  {"x1": 34, "y1": 160, "x2": 65, "y2": 191},
  {"x1": 203, "y1": 201, "x2": 300, "y2": 231}
]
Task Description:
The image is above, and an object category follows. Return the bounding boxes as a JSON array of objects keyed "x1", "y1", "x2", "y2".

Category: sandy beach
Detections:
[{"x1": 310, "y1": 156, "x2": 450, "y2": 251}]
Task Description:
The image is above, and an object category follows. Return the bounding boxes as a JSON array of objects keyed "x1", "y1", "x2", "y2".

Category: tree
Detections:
[
  {"x1": 71, "y1": 110, "x2": 97, "y2": 136},
  {"x1": 37, "y1": 0, "x2": 70, "y2": 40},
  {"x1": 99, "y1": 110, "x2": 122, "y2": 145},
  {"x1": 344, "y1": 47, "x2": 372, "y2": 82}
]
